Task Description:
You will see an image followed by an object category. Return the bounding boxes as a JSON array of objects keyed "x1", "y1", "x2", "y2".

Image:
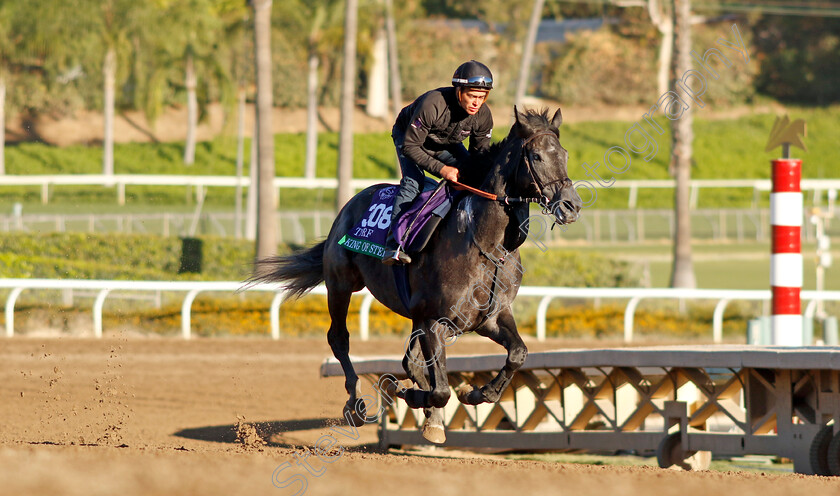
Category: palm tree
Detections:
[
  {"x1": 0, "y1": 2, "x2": 11, "y2": 176},
  {"x1": 0, "y1": 0, "x2": 12, "y2": 174},
  {"x1": 514, "y1": 0, "x2": 545, "y2": 109},
  {"x1": 0, "y1": 78, "x2": 4, "y2": 175},
  {"x1": 305, "y1": 4, "x2": 328, "y2": 179},
  {"x1": 648, "y1": 0, "x2": 674, "y2": 97},
  {"x1": 336, "y1": 0, "x2": 359, "y2": 209},
  {"x1": 154, "y1": 0, "x2": 228, "y2": 166},
  {"x1": 66, "y1": 0, "x2": 150, "y2": 179},
  {"x1": 96, "y1": 0, "x2": 140, "y2": 179},
  {"x1": 252, "y1": 0, "x2": 276, "y2": 261},
  {"x1": 384, "y1": 0, "x2": 402, "y2": 118},
  {"x1": 669, "y1": 0, "x2": 696, "y2": 288}
]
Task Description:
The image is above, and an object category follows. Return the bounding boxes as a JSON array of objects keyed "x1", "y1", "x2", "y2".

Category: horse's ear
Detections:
[
  {"x1": 551, "y1": 107, "x2": 563, "y2": 128},
  {"x1": 513, "y1": 106, "x2": 528, "y2": 138}
]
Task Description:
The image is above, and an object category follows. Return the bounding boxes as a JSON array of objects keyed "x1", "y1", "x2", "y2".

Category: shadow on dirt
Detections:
[{"x1": 173, "y1": 417, "x2": 359, "y2": 449}]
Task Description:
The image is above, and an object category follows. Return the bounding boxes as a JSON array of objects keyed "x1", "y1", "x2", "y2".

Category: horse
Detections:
[{"x1": 250, "y1": 107, "x2": 582, "y2": 444}]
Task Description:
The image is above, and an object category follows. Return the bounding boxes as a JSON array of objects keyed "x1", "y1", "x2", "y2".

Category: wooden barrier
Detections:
[{"x1": 321, "y1": 345, "x2": 840, "y2": 475}]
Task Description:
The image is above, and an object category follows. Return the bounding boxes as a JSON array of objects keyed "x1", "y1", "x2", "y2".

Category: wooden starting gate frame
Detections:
[{"x1": 321, "y1": 345, "x2": 840, "y2": 475}]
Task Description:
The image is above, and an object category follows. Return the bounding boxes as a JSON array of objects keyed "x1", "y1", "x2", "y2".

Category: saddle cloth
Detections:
[{"x1": 337, "y1": 179, "x2": 458, "y2": 258}]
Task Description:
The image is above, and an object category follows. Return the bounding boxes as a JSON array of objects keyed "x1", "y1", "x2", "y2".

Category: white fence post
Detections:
[
  {"x1": 93, "y1": 289, "x2": 112, "y2": 338},
  {"x1": 360, "y1": 293, "x2": 375, "y2": 341},
  {"x1": 270, "y1": 292, "x2": 284, "y2": 340},
  {"x1": 181, "y1": 289, "x2": 201, "y2": 340},
  {"x1": 5, "y1": 287, "x2": 24, "y2": 337},
  {"x1": 712, "y1": 299, "x2": 731, "y2": 344},
  {"x1": 624, "y1": 296, "x2": 643, "y2": 343},
  {"x1": 536, "y1": 295, "x2": 554, "y2": 342}
]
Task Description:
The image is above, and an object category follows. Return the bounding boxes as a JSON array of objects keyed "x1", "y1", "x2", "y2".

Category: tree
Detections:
[
  {"x1": 648, "y1": 0, "x2": 674, "y2": 97},
  {"x1": 336, "y1": 0, "x2": 359, "y2": 209},
  {"x1": 211, "y1": 4, "x2": 252, "y2": 238},
  {"x1": 366, "y1": 9, "x2": 388, "y2": 118},
  {"x1": 0, "y1": 0, "x2": 78, "y2": 174},
  {"x1": 0, "y1": 1, "x2": 15, "y2": 175},
  {"x1": 152, "y1": 0, "x2": 231, "y2": 166},
  {"x1": 93, "y1": 0, "x2": 146, "y2": 179},
  {"x1": 384, "y1": 0, "x2": 402, "y2": 118},
  {"x1": 305, "y1": 4, "x2": 328, "y2": 179},
  {"x1": 252, "y1": 0, "x2": 276, "y2": 261},
  {"x1": 669, "y1": 0, "x2": 695, "y2": 288},
  {"x1": 514, "y1": 0, "x2": 545, "y2": 109},
  {"x1": 271, "y1": 0, "x2": 343, "y2": 180},
  {"x1": 0, "y1": 77, "x2": 4, "y2": 175}
]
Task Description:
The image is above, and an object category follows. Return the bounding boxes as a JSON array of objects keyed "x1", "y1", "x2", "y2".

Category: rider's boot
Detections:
[{"x1": 381, "y1": 229, "x2": 411, "y2": 265}]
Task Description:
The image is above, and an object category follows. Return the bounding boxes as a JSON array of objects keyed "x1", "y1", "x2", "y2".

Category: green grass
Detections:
[
  {"x1": 3, "y1": 132, "x2": 398, "y2": 210},
  {"x1": 576, "y1": 240, "x2": 840, "y2": 290},
  {"x1": 554, "y1": 105, "x2": 840, "y2": 209},
  {"x1": 3, "y1": 105, "x2": 838, "y2": 210}
]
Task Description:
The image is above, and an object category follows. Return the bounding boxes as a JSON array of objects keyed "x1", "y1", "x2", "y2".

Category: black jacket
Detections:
[{"x1": 393, "y1": 87, "x2": 493, "y2": 175}]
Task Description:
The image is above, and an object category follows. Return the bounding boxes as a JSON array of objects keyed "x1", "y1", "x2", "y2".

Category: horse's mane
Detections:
[
  {"x1": 461, "y1": 108, "x2": 558, "y2": 187},
  {"x1": 489, "y1": 107, "x2": 559, "y2": 156}
]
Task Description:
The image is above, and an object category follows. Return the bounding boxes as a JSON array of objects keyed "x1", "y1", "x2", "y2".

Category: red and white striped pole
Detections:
[{"x1": 770, "y1": 158, "x2": 803, "y2": 345}]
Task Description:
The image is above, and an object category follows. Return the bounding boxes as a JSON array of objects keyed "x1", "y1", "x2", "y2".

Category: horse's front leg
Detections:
[
  {"x1": 400, "y1": 329, "x2": 447, "y2": 444},
  {"x1": 398, "y1": 320, "x2": 451, "y2": 411},
  {"x1": 457, "y1": 307, "x2": 527, "y2": 405}
]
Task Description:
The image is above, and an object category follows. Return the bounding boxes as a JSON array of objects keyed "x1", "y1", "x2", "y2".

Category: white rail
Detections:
[
  {"x1": 2, "y1": 279, "x2": 839, "y2": 342},
  {"x1": 3, "y1": 174, "x2": 837, "y2": 208},
  {"x1": 0, "y1": 175, "x2": 392, "y2": 205}
]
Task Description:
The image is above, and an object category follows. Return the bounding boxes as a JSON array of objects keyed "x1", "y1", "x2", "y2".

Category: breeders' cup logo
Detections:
[{"x1": 379, "y1": 186, "x2": 397, "y2": 199}]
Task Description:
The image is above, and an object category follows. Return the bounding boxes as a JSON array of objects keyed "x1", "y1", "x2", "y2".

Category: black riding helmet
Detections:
[{"x1": 452, "y1": 60, "x2": 493, "y2": 90}]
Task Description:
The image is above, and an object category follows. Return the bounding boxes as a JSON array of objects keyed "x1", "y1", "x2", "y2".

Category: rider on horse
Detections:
[{"x1": 382, "y1": 60, "x2": 495, "y2": 265}]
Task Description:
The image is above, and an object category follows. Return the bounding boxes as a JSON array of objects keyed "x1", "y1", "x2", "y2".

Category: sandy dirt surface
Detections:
[{"x1": 1, "y1": 336, "x2": 838, "y2": 496}]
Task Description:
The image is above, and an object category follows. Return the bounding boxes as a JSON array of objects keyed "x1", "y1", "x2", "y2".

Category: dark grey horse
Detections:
[{"x1": 251, "y1": 107, "x2": 582, "y2": 443}]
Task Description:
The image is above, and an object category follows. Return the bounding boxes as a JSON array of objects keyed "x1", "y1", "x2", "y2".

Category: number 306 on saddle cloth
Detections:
[{"x1": 338, "y1": 181, "x2": 459, "y2": 259}]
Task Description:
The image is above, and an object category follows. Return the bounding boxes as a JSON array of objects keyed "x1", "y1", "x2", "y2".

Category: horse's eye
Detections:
[{"x1": 533, "y1": 153, "x2": 541, "y2": 161}]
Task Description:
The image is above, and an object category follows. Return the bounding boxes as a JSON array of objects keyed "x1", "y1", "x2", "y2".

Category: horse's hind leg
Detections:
[
  {"x1": 457, "y1": 307, "x2": 527, "y2": 405},
  {"x1": 402, "y1": 333, "x2": 446, "y2": 444},
  {"x1": 326, "y1": 285, "x2": 367, "y2": 426}
]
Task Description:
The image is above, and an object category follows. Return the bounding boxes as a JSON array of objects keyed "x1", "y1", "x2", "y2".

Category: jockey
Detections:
[{"x1": 382, "y1": 60, "x2": 494, "y2": 265}]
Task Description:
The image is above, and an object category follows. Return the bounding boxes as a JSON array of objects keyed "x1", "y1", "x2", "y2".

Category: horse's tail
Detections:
[{"x1": 248, "y1": 240, "x2": 327, "y2": 300}]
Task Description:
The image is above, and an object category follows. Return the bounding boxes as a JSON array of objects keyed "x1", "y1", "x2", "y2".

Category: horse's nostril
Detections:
[{"x1": 563, "y1": 200, "x2": 576, "y2": 211}]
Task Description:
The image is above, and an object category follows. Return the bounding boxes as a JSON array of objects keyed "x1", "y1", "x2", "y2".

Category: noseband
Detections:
[{"x1": 517, "y1": 131, "x2": 572, "y2": 213}]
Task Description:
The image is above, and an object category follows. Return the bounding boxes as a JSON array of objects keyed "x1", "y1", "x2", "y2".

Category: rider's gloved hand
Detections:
[{"x1": 440, "y1": 165, "x2": 460, "y2": 183}]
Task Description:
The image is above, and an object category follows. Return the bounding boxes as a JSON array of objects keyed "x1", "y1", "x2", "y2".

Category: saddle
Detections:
[{"x1": 338, "y1": 178, "x2": 461, "y2": 259}]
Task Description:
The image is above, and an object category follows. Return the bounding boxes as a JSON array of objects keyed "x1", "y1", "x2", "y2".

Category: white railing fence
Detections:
[
  {"x1": 3, "y1": 174, "x2": 838, "y2": 208},
  {"x1": 2, "y1": 208, "x2": 837, "y2": 244},
  {"x1": 2, "y1": 279, "x2": 840, "y2": 343}
]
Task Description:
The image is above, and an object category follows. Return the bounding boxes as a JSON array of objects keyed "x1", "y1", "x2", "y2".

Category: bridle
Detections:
[
  {"x1": 518, "y1": 131, "x2": 573, "y2": 213},
  {"x1": 450, "y1": 130, "x2": 571, "y2": 216}
]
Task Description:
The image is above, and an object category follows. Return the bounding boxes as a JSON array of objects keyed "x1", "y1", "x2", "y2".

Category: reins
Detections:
[{"x1": 448, "y1": 130, "x2": 567, "y2": 209}]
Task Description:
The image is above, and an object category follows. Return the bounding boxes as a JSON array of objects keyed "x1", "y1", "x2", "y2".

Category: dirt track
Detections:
[{"x1": 1, "y1": 336, "x2": 838, "y2": 496}]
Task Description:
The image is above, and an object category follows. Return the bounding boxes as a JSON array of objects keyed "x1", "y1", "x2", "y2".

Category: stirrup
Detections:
[{"x1": 381, "y1": 248, "x2": 412, "y2": 265}]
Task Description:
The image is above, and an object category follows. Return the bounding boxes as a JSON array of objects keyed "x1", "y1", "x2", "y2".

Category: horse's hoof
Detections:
[
  {"x1": 385, "y1": 378, "x2": 413, "y2": 398},
  {"x1": 456, "y1": 384, "x2": 481, "y2": 405},
  {"x1": 343, "y1": 402, "x2": 367, "y2": 427},
  {"x1": 422, "y1": 421, "x2": 446, "y2": 444}
]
